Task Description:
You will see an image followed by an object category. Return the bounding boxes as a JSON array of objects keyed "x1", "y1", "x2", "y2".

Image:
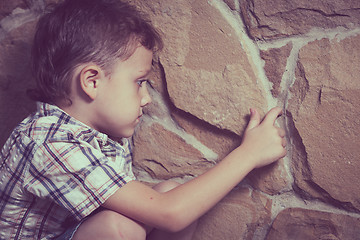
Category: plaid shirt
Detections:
[{"x1": 0, "y1": 103, "x2": 136, "y2": 239}]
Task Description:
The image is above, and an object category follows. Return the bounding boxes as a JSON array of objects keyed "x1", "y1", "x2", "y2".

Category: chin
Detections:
[
  {"x1": 121, "y1": 133, "x2": 134, "y2": 138},
  {"x1": 103, "y1": 127, "x2": 134, "y2": 139},
  {"x1": 108, "y1": 122, "x2": 138, "y2": 139},
  {"x1": 118, "y1": 129, "x2": 135, "y2": 139}
]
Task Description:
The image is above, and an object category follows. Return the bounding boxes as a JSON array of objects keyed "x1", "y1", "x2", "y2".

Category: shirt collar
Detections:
[{"x1": 36, "y1": 102, "x2": 110, "y2": 146}]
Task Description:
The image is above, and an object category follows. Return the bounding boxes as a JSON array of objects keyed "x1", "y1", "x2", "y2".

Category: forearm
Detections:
[
  {"x1": 104, "y1": 146, "x2": 255, "y2": 232},
  {"x1": 103, "y1": 107, "x2": 286, "y2": 232},
  {"x1": 162, "y1": 146, "x2": 255, "y2": 230}
]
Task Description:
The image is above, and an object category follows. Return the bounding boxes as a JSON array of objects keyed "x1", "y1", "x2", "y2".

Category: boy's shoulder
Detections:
[
  {"x1": 13, "y1": 103, "x2": 100, "y2": 145},
  {"x1": 1, "y1": 102, "x2": 130, "y2": 162}
]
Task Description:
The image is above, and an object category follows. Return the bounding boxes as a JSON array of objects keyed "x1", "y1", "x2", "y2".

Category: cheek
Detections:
[{"x1": 103, "y1": 84, "x2": 142, "y2": 114}]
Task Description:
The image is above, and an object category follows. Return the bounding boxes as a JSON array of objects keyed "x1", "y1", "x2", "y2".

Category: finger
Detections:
[
  {"x1": 262, "y1": 107, "x2": 283, "y2": 126},
  {"x1": 245, "y1": 108, "x2": 261, "y2": 131}
]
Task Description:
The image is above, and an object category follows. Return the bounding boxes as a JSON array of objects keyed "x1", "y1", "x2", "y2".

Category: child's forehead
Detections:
[{"x1": 109, "y1": 46, "x2": 154, "y2": 75}]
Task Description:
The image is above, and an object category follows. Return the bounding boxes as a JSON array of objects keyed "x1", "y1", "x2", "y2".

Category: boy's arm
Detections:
[{"x1": 103, "y1": 107, "x2": 287, "y2": 232}]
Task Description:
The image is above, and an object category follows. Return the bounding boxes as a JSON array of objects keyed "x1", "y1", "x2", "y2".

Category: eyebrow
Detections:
[{"x1": 138, "y1": 68, "x2": 152, "y2": 78}]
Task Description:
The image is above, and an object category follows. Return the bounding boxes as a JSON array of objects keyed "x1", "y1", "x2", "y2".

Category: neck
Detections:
[{"x1": 59, "y1": 100, "x2": 96, "y2": 130}]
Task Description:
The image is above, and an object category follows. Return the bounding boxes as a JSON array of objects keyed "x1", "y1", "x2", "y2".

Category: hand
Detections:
[{"x1": 240, "y1": 107, "x2": 287, "y2": 169}]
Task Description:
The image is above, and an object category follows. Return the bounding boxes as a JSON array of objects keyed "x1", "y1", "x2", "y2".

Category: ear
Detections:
[{"x1": 79, "y1": 64, "x2": 104, "y2": 100}]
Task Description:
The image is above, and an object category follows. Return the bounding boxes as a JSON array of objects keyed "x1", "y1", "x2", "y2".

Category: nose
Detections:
[{"x1": 140, "y1": 84, "x2": 152, "y2": 107}]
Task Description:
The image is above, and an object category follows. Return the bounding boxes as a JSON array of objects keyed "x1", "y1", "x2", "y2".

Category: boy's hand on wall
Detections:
[
  {"x1": 103, "y1": 107, "x2": 287, "y2": 231},
  {"x1": 240, "y1": 107, "x2": 287, "y2": 169}
]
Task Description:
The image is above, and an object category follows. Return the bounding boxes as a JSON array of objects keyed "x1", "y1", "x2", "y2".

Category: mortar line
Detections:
[
  {"x1": 142, "y1": 87, "x2": 219, "y2": 163},
  {"x1": 209, "y1": 0, "x2": 277, "y2": 109}
]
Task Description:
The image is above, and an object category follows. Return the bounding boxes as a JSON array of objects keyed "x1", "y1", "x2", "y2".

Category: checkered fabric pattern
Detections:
[{"x1": 0, "y1": 103, "x2": 135, "y2": 239}]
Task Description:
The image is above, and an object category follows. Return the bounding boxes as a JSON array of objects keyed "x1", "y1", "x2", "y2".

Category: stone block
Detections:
[
  {"x1": 266, "y1": 208, "x2": 360, "y2": 240},
  {"x1": 132, "y1": 122, "x2": 215, "y2": 179},
  {"x1": 137, "y1": 0, "x2": 267, "y2": 135},
  {"x1": 240, "y1": 0, "x2": 360, "y2": 40},
  {"x1": 0, "y1": 21, "x2": 37, "y2": 148},
  {"x1": 260, "y1": 43, "x2": 292, "y2": 97},
  {"x1": 193, "y1": 187, "x2": 272, "y2": 240},
  {"x1": 289, "y1": 34, "x2": 360, "y2": 211},
  {"x1": 0, "y1": 0, "x2": 27, "y2": 21},
  {"x1": 247, "y1": 158, "x2": 290, "y2": 195}
]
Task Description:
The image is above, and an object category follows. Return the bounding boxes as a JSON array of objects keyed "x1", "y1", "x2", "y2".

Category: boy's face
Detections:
[{"x1": 93, "y1": 45, "x2": 153, "y2": 138}]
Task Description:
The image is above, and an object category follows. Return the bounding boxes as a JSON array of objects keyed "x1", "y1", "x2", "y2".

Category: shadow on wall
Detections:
[{"x1": 0, "y1": 21, "x2": 37, "y2": 148}]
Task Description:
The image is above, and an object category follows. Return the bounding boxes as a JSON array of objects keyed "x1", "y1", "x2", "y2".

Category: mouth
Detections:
[{"x1": 136, "y1": 114, "x2": 143, "y2": 123}]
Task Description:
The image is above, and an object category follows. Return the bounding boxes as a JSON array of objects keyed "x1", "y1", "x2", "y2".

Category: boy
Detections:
[{"x1": 0, "y1": 0, "x2": 287, "y2": 239}]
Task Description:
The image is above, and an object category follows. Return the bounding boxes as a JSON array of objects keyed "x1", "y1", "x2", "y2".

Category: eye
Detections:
[{"x1": 137, "y1": 79, "x2": 148, "y2": 87}]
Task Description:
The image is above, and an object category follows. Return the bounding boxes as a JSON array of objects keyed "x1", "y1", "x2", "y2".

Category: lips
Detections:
[{"x1": 135, "y1": 114, "x2": 143, "y2": 123}]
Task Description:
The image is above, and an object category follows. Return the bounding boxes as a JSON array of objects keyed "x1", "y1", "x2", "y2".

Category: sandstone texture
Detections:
[
  {"x1": 289, "y1": 35, "x2": 360, "y2": 211},
  {"x1": 260, "y1": 43, "x2": 292, "y2": 98},
  {"x1": 1, "y1": 0, "x2": 360, "y2": 239},
  {"x1": 132, "y1": 122, "x2": 215, "y2": 179},
  {"x1": 193, "y1": 187, "x2": 272, "y2": 240},
  {"x1": 0, "y1": 21, "x2": 36, "y2": 147},
  {"x1": 0, "y1": 0, "x2": 27, "y2": 21},
  {"x1": 136, "y1": 0, "x2": 267, "y2": 135},
  {"x1": 266, "y1": 208, "x2": 360, "y2": 240},
  {"x1": 240, "y1": 0, "x2": 360, "y2": 40}
]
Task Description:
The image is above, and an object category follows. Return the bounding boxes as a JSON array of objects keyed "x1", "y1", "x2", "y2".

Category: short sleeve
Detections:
[{"x1": 24, "y1": 139, "x2": 135, "y2": 220}]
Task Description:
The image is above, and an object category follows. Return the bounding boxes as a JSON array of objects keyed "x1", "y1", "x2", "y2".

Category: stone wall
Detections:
[{"x1": 1, "y1": 0, "x2": 360, "y2": 239}]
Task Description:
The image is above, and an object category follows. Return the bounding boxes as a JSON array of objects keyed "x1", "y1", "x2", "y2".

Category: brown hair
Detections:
[{"x1": 29, "y1": 0, "x2": 163, "y2": 105}]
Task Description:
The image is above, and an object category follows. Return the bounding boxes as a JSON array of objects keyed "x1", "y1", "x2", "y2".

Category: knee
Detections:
[
  {"x1": 101, "y1": 210, "x2": 146, "y2": 240},
  {"x1": 74, "y1": 210, "x2": 146, "y2": 240},
  {"x1": 152, "y1": 180, "x2": 181, "y2": 193}
]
